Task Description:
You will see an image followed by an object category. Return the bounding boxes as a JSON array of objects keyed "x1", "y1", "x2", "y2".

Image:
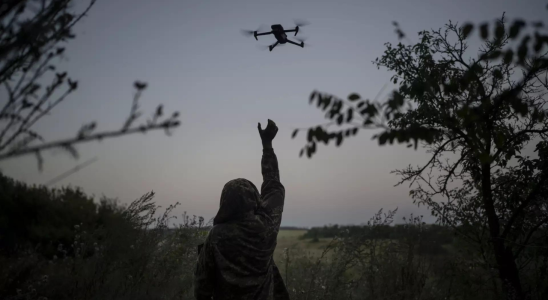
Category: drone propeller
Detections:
[
  {"x1": 294, "y1": 19, "x2": 311, "y2": 27},
  {"x1": 240, "y1": 24, "x2": 269, "y2": 38}
]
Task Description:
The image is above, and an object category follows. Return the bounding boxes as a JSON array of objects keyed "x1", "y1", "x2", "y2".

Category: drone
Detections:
[{"x1": 241, "y1": 20, "x2": 310, "y2": 52}]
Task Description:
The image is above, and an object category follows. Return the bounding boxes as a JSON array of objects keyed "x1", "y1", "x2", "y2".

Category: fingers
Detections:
[{"x1": 258, "y1": 122, "x2": 262, "y2": 132}]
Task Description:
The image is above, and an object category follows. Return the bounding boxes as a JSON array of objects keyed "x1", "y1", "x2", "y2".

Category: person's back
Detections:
[{"x1": 194, "y1": 119, "x2": 289, "y2": 300}]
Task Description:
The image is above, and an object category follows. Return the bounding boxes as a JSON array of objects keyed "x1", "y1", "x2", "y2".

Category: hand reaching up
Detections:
[{"x1": 258, "y1": 119, "x2": 278, "y2": 148}]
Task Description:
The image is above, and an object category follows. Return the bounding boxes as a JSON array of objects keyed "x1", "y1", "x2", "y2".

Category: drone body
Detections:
[{"x1": 242, "y1": 21, "x2": 309, "y2": 52}]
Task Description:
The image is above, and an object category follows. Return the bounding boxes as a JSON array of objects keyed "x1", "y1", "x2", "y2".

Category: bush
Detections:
[{"x1": 0, "y1": 174, "x2": 208, "y2": 300}]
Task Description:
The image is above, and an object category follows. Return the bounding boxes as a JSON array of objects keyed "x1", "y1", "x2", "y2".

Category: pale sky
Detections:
[{"x1": 1, "y1": 0, "x2": 545, "y2": 227}]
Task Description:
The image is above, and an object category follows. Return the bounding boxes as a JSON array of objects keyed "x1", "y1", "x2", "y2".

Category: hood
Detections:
[{"x1": 213, "y1": 178, "x2": 260, "y2": 225}]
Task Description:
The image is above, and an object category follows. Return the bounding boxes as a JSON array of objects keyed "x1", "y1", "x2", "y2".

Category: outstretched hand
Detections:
[{"x1": 258, "y1": 119, "x2": 278, "y2": 146}]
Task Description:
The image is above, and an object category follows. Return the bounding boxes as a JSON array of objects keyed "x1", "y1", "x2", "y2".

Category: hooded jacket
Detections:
[{"x1": 194, "y1": 148, "x2": 289, "y2": 300}]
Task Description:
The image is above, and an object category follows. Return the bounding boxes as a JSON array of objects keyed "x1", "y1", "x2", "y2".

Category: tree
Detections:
[
  {"x1": 0, "y1": 0, "x2": 180, "y2": 170},
  {"x1": 293, "y1": 8, "x2": 548, "y2": 300}
]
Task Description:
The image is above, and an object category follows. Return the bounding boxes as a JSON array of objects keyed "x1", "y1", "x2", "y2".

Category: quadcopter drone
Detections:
[{"x1": 241, "y1": 20, "x2": 310, "y2": 52}]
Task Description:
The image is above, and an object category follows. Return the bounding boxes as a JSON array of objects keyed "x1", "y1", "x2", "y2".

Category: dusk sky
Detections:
[{"x1": 1, "y1": 0, "x2": 545, "y2": 227}]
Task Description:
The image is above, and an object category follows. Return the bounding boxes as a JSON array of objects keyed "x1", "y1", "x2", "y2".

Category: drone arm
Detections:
[
  {"x1": 256, "y1": 31, "x2": 273, "y2": 36},
  {"x1": 286, "y1": 39, "x2": 304, "y2": 48},
  {"x1": 285, "y1": 26, "x2": 299, "y2": 36}
]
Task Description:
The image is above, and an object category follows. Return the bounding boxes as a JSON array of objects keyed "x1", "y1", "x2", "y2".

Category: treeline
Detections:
[
  {"x1": 0, "y1": 172, "x2": 126, "y2": 258},
  {"x1": 302, "y1": 223, "x2": 455, "y2": 255},
  {"x1": 303, "y1": 223, "x2": 452, "y2": 241}
]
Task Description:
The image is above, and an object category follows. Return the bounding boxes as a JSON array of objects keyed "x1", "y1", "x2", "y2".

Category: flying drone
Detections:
[{"x1": 241, "y1": 20, "x2": 310, "y2": 52}]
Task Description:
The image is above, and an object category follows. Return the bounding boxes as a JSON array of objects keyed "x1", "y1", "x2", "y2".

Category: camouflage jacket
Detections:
[{"x1": 194, "y1": 148, "x2": 289, "y2": 300}]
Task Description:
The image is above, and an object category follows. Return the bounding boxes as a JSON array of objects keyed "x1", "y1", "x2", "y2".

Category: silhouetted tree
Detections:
[
  {"x1": 293, "y1": 7, "x2": 548, "y2": 300},
  {"x1": 0, "y1": 0, "x2": 181, "y2": 170}
]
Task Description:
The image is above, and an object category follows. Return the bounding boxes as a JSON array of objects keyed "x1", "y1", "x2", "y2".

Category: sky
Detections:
[{"x1": 0, "y1": 0, "x2": 546, "y2": 227}]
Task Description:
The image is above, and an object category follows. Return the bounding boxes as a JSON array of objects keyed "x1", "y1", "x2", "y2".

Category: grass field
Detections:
[{"x1": 274, "y1": 230, "x2": 333, "y2": 264}]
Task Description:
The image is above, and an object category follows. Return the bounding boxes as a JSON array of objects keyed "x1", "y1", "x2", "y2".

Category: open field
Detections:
[{"x1": 274, "y1": 230, "x2": 333, "y2": 264}]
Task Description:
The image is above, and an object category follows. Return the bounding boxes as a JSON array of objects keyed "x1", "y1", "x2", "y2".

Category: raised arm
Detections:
[{"x1": 258, "y1": 120, "x2": 285, "y2": 227}]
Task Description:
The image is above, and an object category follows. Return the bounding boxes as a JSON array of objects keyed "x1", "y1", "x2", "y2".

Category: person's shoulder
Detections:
[{"x1": 207, "y1": 223, "x2": 240, "y2": 243}]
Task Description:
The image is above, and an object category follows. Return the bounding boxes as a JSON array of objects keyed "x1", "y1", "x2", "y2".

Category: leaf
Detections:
[
  {"x1": 357, "y1": 101, "x2": 366, "y2": 108},
  {"x1": 299, "y1": 148, "x2": 304, "y2": 157},
  {"x1": 348, "y1": 93, "x2": 360, "y2": 101},
  {"x1": 493, "y1": 69, "x2": 503, "y2": 79},
  {"x1": 509, "y1": 20, "x2": 525, "y2": 39},
  {"x1": 461, "y1": 23, "x2": 474, "y2": 39},
  {"x1": 495, "y1": 22, "x2": 505, "y2": 40},
  {"x1": 363, "y1": 119, "x2": 374, "y2": 126},
  {"x1": 292, "y1": 129, "x2": 298, "y2": 139},
  {"x1": 352, "y1": 128, "x2": 358, "y2": 135},
  {"x1": 336, "y1": 114, "x2": 344, "y2": 125},
  {"x1": 307, "y1": 128, "x2": 314, "y2": 142},
  {"x1": 309, "y1": 91, "x2": 317, "y2": 104},
  {"x1": 346, "y1": 108, "x2": 354, "y2": 122},
  {"x1": 322, "y1": 96, "x2": 332, "y2": 110},
  {"x1": 336, "y1": 133, "x2": 343, "y2": 146},
  {"x1": 378, "y1": 132, "x2": 388, "y2": 145},
  {"x1": 480, "y1": 23, "x2": 489, "y2": 40}
]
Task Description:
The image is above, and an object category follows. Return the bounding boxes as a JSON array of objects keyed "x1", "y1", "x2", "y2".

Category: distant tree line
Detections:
[
  {"x1": 302, "y1": 222, "x2": 458, "y2": 255},
  {"x1": 302, "y1": 223, "x2": 453, "y2": 243}
]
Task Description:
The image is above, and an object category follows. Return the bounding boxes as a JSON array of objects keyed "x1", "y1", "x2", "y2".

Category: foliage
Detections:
[
  {"x1": 0, "y1": 0, "x2": 181, "y2": 170},
  {"x1": 279, "y1": 209, "x2": 506, "y2": 300},
  {"x1": 0, "y1": 173, "x2": 208, "y2": 300},
  {"x1": 293, "y1": 6, "x2": 548, "y2": 300}
]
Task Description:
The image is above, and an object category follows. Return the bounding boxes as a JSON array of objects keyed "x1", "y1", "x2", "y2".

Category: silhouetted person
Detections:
[{"x1": 194, "y1": 119, "x2": 290, "y2": 300}]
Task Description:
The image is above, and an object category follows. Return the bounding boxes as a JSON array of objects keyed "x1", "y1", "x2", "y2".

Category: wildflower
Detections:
[
  {"x1": 42, "y1": 275, "x2": 49, "y2": 283},
  {"x1": 130, "y1": 245, "x2": 135, "y2": 249},
  {"x1": 74, "y1": 224, "x2": 80, "y2": 230}
]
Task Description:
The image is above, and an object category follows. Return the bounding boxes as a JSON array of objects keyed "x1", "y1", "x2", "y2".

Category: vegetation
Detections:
[
  {"x1": 0, "y1": 172, "x2": 207, "y2": 300},
  {"x1": 293, "y1": 5, "x2": 548, "y2": 300},
  {"x1": 2, "y1": 1, "x2": 548, "y2": 300},
  {"x1": 0, "y1": 0, "x2": 181, "y2": 171}
]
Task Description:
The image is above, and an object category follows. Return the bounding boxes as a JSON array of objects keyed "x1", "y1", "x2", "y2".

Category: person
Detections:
[{"x1": 194, "y1": 119, "x2": 290, "y2": 300}]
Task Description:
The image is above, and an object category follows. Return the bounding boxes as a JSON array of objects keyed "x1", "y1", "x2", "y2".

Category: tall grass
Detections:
[{"x1": 0, "y1": 191, "x2": 208, "y2": 300}]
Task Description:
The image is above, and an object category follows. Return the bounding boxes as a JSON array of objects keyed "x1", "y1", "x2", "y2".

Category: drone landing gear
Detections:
[{"x1": 269, "y1": 41, "x2": 279, "y2": 51}]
